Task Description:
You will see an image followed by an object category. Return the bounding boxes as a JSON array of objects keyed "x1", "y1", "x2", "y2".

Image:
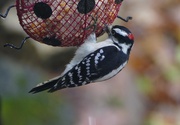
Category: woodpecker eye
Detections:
[{"x1": 111, "y1": 29, "x2": 116, "y2": 35}]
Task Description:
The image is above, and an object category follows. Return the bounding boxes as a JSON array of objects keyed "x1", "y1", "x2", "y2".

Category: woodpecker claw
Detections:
[
  {"x1": 4, "y1": 36, "x2": 30, "y2": 50},
  {"x1": 85, "y1": 15, "x2": 98, "y2": 32}
]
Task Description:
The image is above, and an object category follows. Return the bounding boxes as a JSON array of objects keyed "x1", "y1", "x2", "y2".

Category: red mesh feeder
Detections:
[
  {"x1": 18, "y1": 0, "x2": 123, "y2": 47},
  {"x1": 1, "y1": 0, "x2": 127, "y2": 48}
]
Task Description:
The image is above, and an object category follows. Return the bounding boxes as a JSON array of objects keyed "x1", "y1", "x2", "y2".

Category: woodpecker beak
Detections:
[{"x1": 104, "y1": 25, "x2": 112, "y2": 37}]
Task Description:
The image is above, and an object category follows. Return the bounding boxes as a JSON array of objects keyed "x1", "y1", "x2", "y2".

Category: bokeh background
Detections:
[{"x1": 1, "y1": 0, "x2": 180, "y2": 125}]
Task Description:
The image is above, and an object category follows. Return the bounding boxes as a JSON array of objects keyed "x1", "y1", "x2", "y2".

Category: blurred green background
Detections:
[{"x1": 1, "y1": 1, "x2": 180, "y2": 125}]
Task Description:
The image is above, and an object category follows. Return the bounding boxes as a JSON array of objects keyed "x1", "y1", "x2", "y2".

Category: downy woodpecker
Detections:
[{"x1": 29, "y1": 25, "x2": 134, "y2": 93}]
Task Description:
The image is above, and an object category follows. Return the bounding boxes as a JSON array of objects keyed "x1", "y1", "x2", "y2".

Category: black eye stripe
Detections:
[{"x1": 111, "y1": 30, "x2": 116, "y2": 35}]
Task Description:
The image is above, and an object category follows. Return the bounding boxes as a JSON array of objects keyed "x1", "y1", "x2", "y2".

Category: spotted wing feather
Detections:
[{"x1": 48, "y1": 46, "x2": 128, "y2": 92}]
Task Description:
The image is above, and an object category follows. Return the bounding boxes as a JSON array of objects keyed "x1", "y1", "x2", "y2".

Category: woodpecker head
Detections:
[
  {"x1": 110, "y1": 25, "x2": 134, "y2": 44},
  {"x1": 106, "y1": 25, "x2": 134, "y2": 54}
]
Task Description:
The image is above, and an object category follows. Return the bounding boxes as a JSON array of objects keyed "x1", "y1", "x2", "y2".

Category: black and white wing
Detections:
[
  {"x1": 29, "y1": 45, "x2": 128, "y2": 93},
  {"x1": 47, "y1": 45, "x2": 128, "y2": 92}
]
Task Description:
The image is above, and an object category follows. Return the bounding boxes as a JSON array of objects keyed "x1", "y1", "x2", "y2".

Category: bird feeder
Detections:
[{"x1": 1, "y1": 0, "x2": 131, "y2": 48}]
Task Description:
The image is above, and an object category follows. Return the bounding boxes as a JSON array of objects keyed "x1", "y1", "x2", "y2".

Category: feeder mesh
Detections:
[{"x1": 16, "y1": 0, "x2": 122, "y2": 47}]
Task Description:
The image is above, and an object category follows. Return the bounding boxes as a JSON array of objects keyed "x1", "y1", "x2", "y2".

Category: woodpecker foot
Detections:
[{"x1": 85, "y1": 15, "x2": 98, "y2": 32}]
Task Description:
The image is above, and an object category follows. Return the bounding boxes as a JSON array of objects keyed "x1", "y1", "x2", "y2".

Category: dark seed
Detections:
[
  {"x1": 33, "y1": 2, "x2": 52, "y2": 19},
  {"x1": 115, "y1": 0, "x2": 123, "y2": 4},
  {"x1": 43, "y1": 37, "x2": 61, "y2": 46},
  {"x1": 77, "y1": 0, "x2": 95, "y2": 14}
]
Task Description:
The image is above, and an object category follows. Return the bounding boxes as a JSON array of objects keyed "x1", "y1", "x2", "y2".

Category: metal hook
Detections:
[
  {"x1": 0, "y1": 5, "x2": 16, "y2": 18},
  {"x1": 4, "y1": 36, "x2": 30, "y2": 50},
  {"x1": 117, "y1": 16, "x2": 132, "y2": 22}
]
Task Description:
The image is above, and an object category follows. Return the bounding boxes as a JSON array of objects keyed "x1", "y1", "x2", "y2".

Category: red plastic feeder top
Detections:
[{"x1": 16, "y1": 0, "x2": 122, "y2": 47}]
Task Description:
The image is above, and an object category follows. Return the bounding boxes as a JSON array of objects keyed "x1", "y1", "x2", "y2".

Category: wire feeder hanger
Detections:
[{"x1": 0, "y1": 0, "x2": 132, "y2": 50}]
